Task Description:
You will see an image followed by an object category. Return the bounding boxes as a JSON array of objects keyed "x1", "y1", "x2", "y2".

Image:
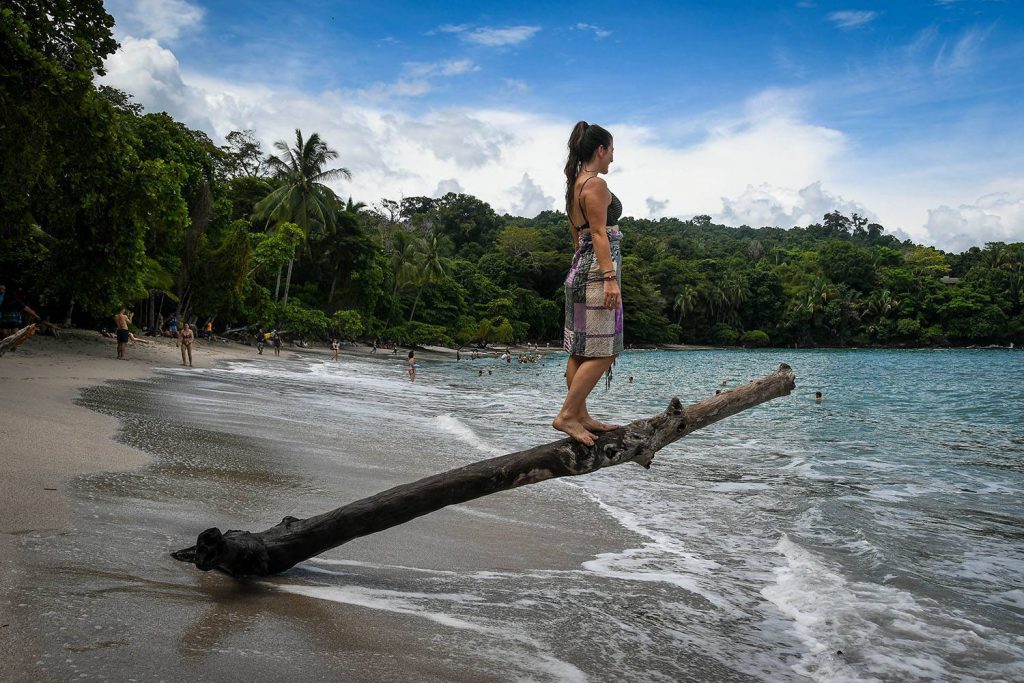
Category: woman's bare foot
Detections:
[
  {"x1": 552, "y1": 414, "x2": 596, "y2": 446},
  {"x1": 582, "y1": 416, "x2": 621, "y2": 433}
]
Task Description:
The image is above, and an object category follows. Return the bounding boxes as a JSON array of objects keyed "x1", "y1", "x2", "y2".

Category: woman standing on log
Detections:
[{"x1": 553, "y1": 121, "x2": 623, "y2": 446}]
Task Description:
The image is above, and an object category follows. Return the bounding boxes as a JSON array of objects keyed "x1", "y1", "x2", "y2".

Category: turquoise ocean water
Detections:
[
  {"x1": 165, "y1": 347, "x2": 1023, "y2": 681},
  {"x1": 47, "y1": 348, "x2": 1024, "y2": 681}
]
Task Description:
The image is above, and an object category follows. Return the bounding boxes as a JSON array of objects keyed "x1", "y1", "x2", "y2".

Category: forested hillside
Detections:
[{"x1": 3, "y1": 2, "x2": 1021, "y2": 347}]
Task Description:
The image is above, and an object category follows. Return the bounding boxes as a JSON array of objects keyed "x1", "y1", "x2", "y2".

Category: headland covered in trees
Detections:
[{"x1": 3, "y1": 2, "x2": 1022, "y2": 350}]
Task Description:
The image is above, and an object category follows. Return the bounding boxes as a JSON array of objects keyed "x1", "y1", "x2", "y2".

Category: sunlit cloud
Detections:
[
  {"x1": 933, "y1": 27, "x2": 990, "y2": 73},
  {"x1": 715, "y1": 182, "x2": 877, "y2": 228},
  {"x1": 924, "y1": 193, "x2": 1024, "y2": 251},
  {"x1": 826, "y1": 10, "x2": 879, "y2": 30},
  {"x1": 574, "y1": 23, "x2": 612, "y2": 39},
  {"x1": 439, "y1": 24, "x2": 541, "y2": 47},
  {"x1": 106, "y1": 0, "x2": 204, "y2": 42}
]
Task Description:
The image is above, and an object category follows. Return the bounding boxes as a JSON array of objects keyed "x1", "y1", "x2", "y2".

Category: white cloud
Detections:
[
  {"x1": 434, "y1": 178, "x2": 464, "y2": 196},
  {"x1": 923, "y1": 193, "x2": 1024, "y2": 251},
  {"x1": 406, "y1": 59, "x2": 479, "y2": 78},
  {"x1": 574, "y1": 23, "x2": 612, "y2": 39},
  {"x1": 715, "y1": 182, "x2": 877, "y2": 228},
  {"x1": 646, "y1": 197, "x2": 669, "y2": 217},
  {"x1": 99, "y1": 36, "x2": 218, "y2": 130},
  {"x1": 107, "y1": 0, "x2": 204, "y2": 42},
  {"x1": 510, "y1": 174, "x2": 555, "y2": 217},
  {"x1": 503, "y1": 79, "x2": 529, "y2": 93},
  {"x1": 826, "y1": 11, "x2": 879, "y2": 30},
  {"x1": 100, "y1": 39, "x2": 912, "y2": 240},
  {"x1": 933, "y1": 27, "x2": 989, "y2": 73},
  {"x1": 359, "y1": 59, "x2": 479, "y2": 100},
  {"x1": 358, "y1": 79, "x2": 432, "y2": 100},
  {"x1": 439, "y1": 24, "x2": 541, "y2": 47}
]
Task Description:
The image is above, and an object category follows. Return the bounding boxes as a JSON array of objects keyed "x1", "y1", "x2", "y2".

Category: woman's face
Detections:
[{"x1": 596, "y1": 141, "x2": 614, "y2": 173}]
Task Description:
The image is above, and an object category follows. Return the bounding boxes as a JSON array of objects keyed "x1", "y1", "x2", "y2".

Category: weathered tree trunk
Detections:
[
  {"x1": 408, "y1": 285, "x2": 423, "y2": 322},
  {"x1": 63, "y1": 299, "x2": 75, "y2": 328},
  {"x1": 173, "y1": 364, "x2": 796, "y2": 578},
  {"x1": 327, "y1": 272, "x2": 339, "y2": 307},
  {"x1": 274, "y1": 263, "x2": 283, "y2": 302},
  {"x1": 281, "y1": 257, "x2": 294, "y2": 307},
  {"x1": 0, "y1": 325, "x2": 36, "y2": 356}
]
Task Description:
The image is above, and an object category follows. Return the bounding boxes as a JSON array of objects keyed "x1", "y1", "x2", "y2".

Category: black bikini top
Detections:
[{"x1": 575, "y1": 174, "x2": 623, "y2": 231}]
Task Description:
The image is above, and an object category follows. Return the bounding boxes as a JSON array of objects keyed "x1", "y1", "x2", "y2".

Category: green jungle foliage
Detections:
[{"x1": 2, "y1": 3, "x2": 1022, "y2": 347}]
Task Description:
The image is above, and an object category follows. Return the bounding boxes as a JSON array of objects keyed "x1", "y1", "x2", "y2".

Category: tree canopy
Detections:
[{"x1": 2, "y1": 3, "x2": 1021, "y2": 348}]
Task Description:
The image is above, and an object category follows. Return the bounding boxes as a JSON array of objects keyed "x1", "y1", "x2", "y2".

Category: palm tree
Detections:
[
  {"x1": 255, "y1": 129, "x2": 350, "y2": 306},
  {"x1": 866, "y1": 289, "x2": 899, "y2": 320},
  {"x1": 673, "y1": 286, "x2": 699, "y2": 325},
  {"x1": 409, "y1": 234, "x2": 446, "y2": 322}
]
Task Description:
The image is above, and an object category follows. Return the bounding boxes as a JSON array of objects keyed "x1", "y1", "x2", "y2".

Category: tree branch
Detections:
[{"x1": 172, "y1": 363, "x2": 796, "y2": 577}]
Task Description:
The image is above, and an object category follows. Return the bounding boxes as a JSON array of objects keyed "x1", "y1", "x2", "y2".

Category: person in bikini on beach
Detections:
[
  {"x1": 407, "y1": 350, "x2": 417, "y2": 382},
  {"x1": 272, "y1": 330, "x2": 282, "y2": 356},
  {"x1": 331, "y1": 338, "x2": 340, "y2": 361},
  {"x1": 177, "y1": 322, "x2": 194, "y2": 366},
  {"x1": 552, "y1": 121, "x2": 624, "y2": 446},
  {"x1": 114, "y1": 307, "x2": 131, "y2": 360}
]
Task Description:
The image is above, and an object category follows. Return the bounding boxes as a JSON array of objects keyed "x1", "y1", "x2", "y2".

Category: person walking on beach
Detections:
[
  {"x1": 552, "y1": 121, "x2": 624, "y2": 446},
  {"x1": 407, "y1": 350, "x2": 417, "y2": 382},
  {"x1": 178, "y1": 322, "x2": 195, "y2": 366},
  {"x1": 114, "y1": 307, "x2": 132, "y2": 360},
  {"x1": 255, "y1": 326, "x2": 265, "y2": 354},
  {"x1": 1, "y1": 288, "x2": 41, "y2": 338},
  {"x1": 167, "y1": 313, "x2": 178, "y2": 338},
  {"x1": 331, "y1": 338, "x2": 340, "y2": 361},
  {"x1": 272, "y1": 330, "x2": 282, "y2": 356}
]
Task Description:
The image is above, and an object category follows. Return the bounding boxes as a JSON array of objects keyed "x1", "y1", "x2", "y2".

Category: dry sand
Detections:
[
  {"x1": 0, "y1": 330, "x2": 267, "y2": 674},
  {"x1": 0, "y1": 331, "x2": 642, "y2": 681}
]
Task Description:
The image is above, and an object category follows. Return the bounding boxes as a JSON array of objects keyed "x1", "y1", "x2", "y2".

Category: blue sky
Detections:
[{"x1": 101, "y1": 0, "x2": 1024, "y2": 250}]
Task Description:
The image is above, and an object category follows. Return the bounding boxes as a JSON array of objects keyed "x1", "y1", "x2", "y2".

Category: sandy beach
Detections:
[
  {"x1": 0, "y1": 331, "x2": 642, "y2": 681},
  {"x1": 0, "y1": 331, "x2": 264, "y2": 676}
]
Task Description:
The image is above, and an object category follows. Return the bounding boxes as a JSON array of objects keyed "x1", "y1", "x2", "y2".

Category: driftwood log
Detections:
[
  {"x1": 0, "y1": 324, "x2": 35, "y2": 357},
  {"x1": 173, "y1": 363, "x2": 796, "y2": 577}
]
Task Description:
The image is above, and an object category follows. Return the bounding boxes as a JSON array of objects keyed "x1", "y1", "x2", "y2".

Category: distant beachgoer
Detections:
[
  {"x1": 720, "y1": 380, "x2": 728, "y2": 387},
  {"x1": 1, "y1": 289, "x2": 40, "y2": 338},
  {"x1": 203, "y1": 321, "x2": 213, "y2": 338},
  {"x1": 371, "y1": 340, "x2": 378, "y2": 354},
  {"x1": 407, "y1": 350, "x2": 417, "y2": 382},
  {"x1": 488, "y1": 369, "x2": 492, "y2": 375},
  {"x1": 554, "y1": 121, "x2": 623, "y2": 446},
  {"x1": 715, "y1": 390, "x2": 721, "y2": 395},
  {"x1": 628, "y1": 376, "x2": 634, "y2": 384},
  {"x1": 478, "y1": 369, "x2": 484, "y2": 377},
  {"x1": 815, "y1": 391, "x2": 823, "y2": 403},
  {"x1": 167, "y1": 314, "x2": 178, "y2": 337},
  {"x1": 0, "y1": 284, "x2": 5, "y2": 309},
  {"x1": 272, "y1": 331, "x2": 282, "y2": 356},
  {"x1": 178, "y1": 323, "x2": 194, "y2": 366},
  {"x1": 114, "y1": 307, "x2": 131, "y2": 360},
  {"x1": 255, "y1": 326, "x2": 265, "y2": 354},
  {"x1": 128, "y1": 332, "x2": 149, "y2": 345},
  {"x1": 392, "y1": 345, "x2": 398, "y2": 355},
  {"x1": 331, "y1": 338, "x2": 340, "y2": 361},
  {"x1": 456, "y1": 349, "x2": 461, "y2": 361}
]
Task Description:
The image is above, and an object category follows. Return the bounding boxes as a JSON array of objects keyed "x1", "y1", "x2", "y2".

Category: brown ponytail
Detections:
[{"x1": 564, "y1": 121, "x2": 613, "y2": 217}]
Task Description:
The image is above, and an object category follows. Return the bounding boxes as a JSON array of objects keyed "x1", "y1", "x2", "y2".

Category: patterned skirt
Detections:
[{"x1": 563, "y1": 226, "x2": 624, "y2": 357}]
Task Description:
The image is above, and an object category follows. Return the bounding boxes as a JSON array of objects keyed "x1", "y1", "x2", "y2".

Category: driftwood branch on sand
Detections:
[
  {"x1": 172, "y1": 363, "x2": 796, "y2": 578},
  {"x1": 0, "y1": 324, "x2": 36, "y2": 357}
]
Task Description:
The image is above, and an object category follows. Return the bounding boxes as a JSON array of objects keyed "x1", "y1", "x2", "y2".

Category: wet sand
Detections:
[{"x1": 0, "y1": 333, "x2": 661, "y2": 682}]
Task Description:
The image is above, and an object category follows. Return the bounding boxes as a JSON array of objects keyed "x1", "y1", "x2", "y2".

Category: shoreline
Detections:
[
  {"x1": 0, "y1": 330, "x2": 271, "y2": 676},
  {"x1": 0, "y1": 331, "x2": 643, "y2": 680}
]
